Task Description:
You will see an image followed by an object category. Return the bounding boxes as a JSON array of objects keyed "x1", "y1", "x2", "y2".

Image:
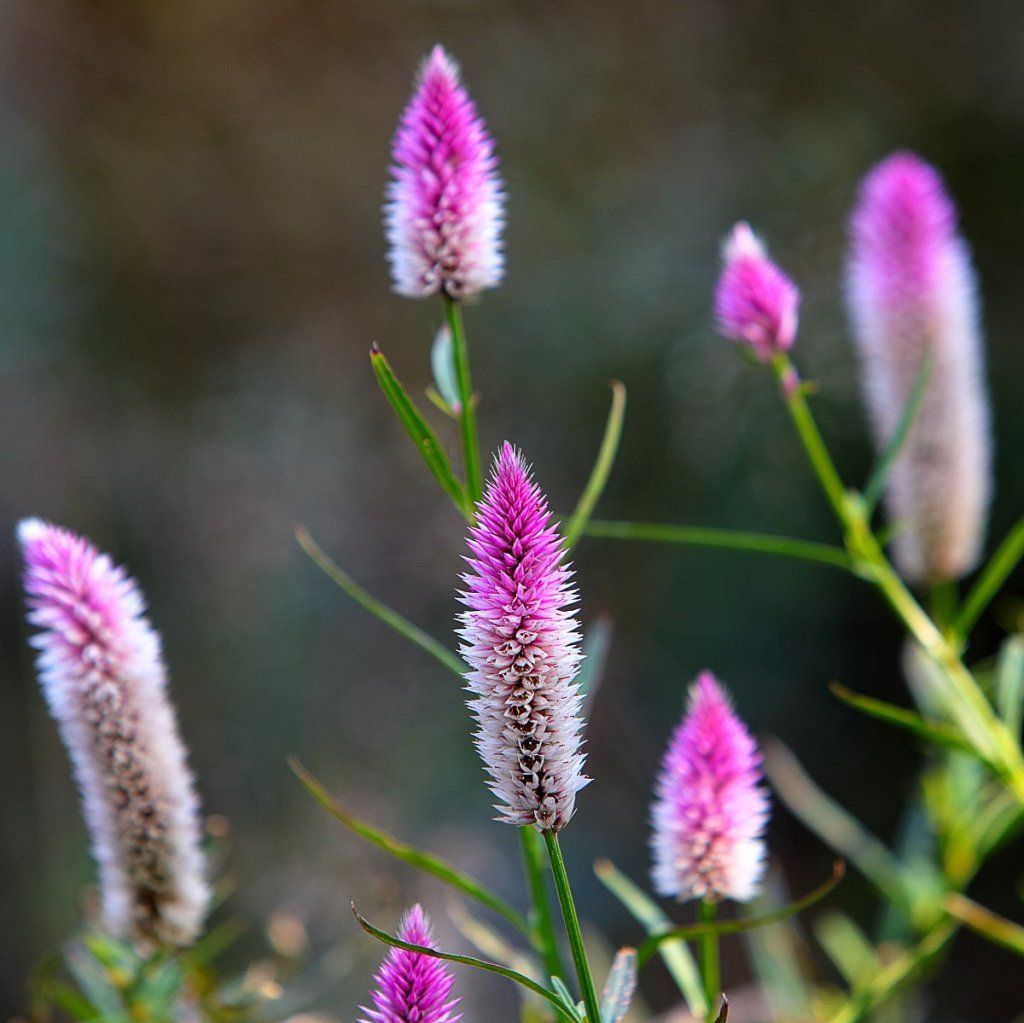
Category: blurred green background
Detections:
[{"x1": 2, "y1": 1, "x2": 1024, "y2": 1019}]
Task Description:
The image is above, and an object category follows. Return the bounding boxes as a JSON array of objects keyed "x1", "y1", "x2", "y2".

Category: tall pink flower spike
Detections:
[
  {"x1": 458, "y1": 443, "x2": 588, "y2": 832},
  {"x1": 360, "y1": 905, "x2": 460, "y2": 1023},
  {"x1": 846, "y1": 152, "x2": 991, "y2": 583},
  {"x1": 714, "y1": 221, "x2": 801, "y2": 361},
  {"x1": 651, "y1": 672, "x2": 769, "y2": 903},
  {"x1": 385, "y1": 45, "x2": 505, "y2": 299},
  {"x1": 18, "y1": 518, "x2": 209, "y2": 946}
]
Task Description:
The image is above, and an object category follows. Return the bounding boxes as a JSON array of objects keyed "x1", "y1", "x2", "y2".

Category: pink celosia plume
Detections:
[
  {"x1": 714, "y1": 222, "x2": 801, "y2": 360},
  {"x1": 651, "y1": 672, "x2": 769, "y2": 903},
  {"x1": 458, "y1": 443, "x2": 588, "y2": 832},
  {"x1": 18, "y1": 518, "x2": 209, "y2": 946},
  {"x1": 360, "y1": 905, "x2": 460, "y2": 1023},
  {"x1": 385, "y1": 45, "x2": 504, "y2": 299},
  {"x1": 846, "y1": 152, "x2": 991, "y2": 582}
]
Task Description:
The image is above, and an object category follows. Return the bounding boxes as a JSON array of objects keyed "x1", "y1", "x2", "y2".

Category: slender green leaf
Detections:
[
  {"x1": 829, "y1": 682, "x2": 986, "y2": 761},
  {"x1": 354, "y1": 906, "x2": 578, "y2": 1023},
  {"x1": 814, "y1": 912, "x2": 878, "y2": 987},
  {"x1": 862, "y1": 354, "x2": 932, "y2": 513},
  {"x1": 519, "y1": 826, "x2": 566, "y2": 980},
  {"x1": 636, "y1": 862, "x2": 845, "y2": 965},
  {"x1": 764, "y1": 741, "x2": 909, "y2": 910},
  {"x1": 954, "y1": 514, "x2": 1024, "y2": 638},
  {"x1": 600, "y1": 948, "x2": 637, "y2": 1023},
  {"x1": 712, "y1": 995, "x2": 729, "y2": 1023},
  {"x1": 548, "y1": 977, "x2": 584, "y2": 1022},
  {"x1": 996, "y1": 636, "x2": 1024, "y2": 740},
  {"x1": 431, "y1": 324, "x2": 461, "y2": 413},
  {"x1": 580, "y1": 520, "x2": 852, "y2": 570},
  {"x1": 296, "y1": 526, "x2": 466, "y2": 679},
  {"x1": 446, "y1": 899, "x2": 538, "y2": 976},
  {"x1": 946, "y1": 893, "x2": 1024, "y2": 956},
  {"x1": 593, "y1": 859, "x2": 707, "y2": 1017},
  {"x1": 370, "y1": 344, "x2": 470, "y2": 518},
  {"x1": 291, "y1": 758, "x2": 530, "y2": 936},
  {"x1": 564, "y1": 381, "x2": 627, "y2": 551}
]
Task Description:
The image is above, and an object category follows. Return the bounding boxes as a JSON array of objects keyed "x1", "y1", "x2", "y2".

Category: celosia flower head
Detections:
[
  {"x1": 846, "y1": 151, "x2": 991, "y2": 582},
  {"x1": 18, "y1": 518, "x2": 209, "y2": 946},
  {"x1": 385, "y1": 45, "x2": 504, "y2": 299},
  {"x1": 360, "y1": 905, "x2": 460, "y2": 1023},
  {"x1": 651, "y1": 672, "x2": 769, "y2": 903},
  {"x1": 458, "y1": 443, "x2": 588, "y2": 832},
  {"x1": 714, "y1": 222, "x2": 801, "y2": 360}
]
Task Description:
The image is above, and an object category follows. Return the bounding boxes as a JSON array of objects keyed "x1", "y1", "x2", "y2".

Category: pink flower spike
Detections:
[
  {"x1": 714, "y1": 222, "x2": 801, "y2": 360},
  {"x1": 458, "y1": 443, "x2": 589, "y2": 832},
  {"x1": 846, "y1": 152, "x2": 991, "y2": 582},
  {"x1": 360, "y1": 905, "x2": 460, "y2": 1023},
  {"x1": 385, "y1": 45, "x2": 505, "y2": 300},
  {"x1": 18, "y1": 519, "x2": 209, "y2": 946},
  {"x1": 651, "y1": 672, "x2": 769, "y2": 903}
]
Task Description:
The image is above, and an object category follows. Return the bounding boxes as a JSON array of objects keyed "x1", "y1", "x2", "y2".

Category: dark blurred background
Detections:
[{"x1": 2, "y1": 1, "x2": 1024, "y2": 1020}]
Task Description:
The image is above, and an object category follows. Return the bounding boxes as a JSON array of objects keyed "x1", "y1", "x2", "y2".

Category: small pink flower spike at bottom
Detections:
[
  {"x1": 714, "y1": 222, "x2": 801, "y2": 361},
  {"x1": 651, "y1": 672, "x2": 769, "y2": 903},
  {"x1": 360, "y1": 905, "x2": 460, "y2": 1023}
]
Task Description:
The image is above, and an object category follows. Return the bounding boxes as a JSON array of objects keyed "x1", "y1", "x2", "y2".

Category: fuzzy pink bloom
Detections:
[
  {"x1": 846, "y1": 152, "x2": 991, "y2": 582},
  {"x1": 385, "y1": 45, "x2": 504, "y2": 299},
  {"x1": 458, "y1": 443, "x2": 588, "y2": 832},
  {"x1": 18, "y1": 519, "x2": 209, "y2": 946},
  {"x1": 651, "y1": 672, "x2": 769, "y2": 903},
  {"x1": 360, "y1": 905, "x2": 460, "y2": 1023},
  {"x1": 714, "y1": 222, "x2": 801, "y2": 360}
]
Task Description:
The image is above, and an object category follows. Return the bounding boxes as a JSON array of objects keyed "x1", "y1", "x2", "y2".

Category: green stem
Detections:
[
  {"x1": 772, "y1": 355, "x2": 1024, "y2": 802},
  {"x1": 519, "y1": 827, "x2": 566, "y2": 981},
  {"x1": 699, "y1": 900, "x2": 720, "y2": 1022},
  {"x1": 581, "y1": 519, "x2": 852, "y2": 570},
  {"x1": 444, "y1": 296, "x2": 483, "y2": 504},
  {"x1": 543, "y1": 831, "x2": 602, "y2": 1023}
]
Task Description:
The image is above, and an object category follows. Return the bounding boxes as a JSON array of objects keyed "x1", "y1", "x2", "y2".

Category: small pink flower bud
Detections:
[
  {"x1": 846, "y1": 152, "x2": 992, "y2": 582},
  {"x1": 650, "y1": 672, "x2": 769, "y2": 903},
  {"x1": 385, "y1": 46, "x2": 505, "y2": 300},
  {"x1": 714, "y1": 222, "x2": 801, "y2": 360}
]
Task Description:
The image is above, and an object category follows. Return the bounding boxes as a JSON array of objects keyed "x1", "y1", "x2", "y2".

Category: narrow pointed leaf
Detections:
[
  {"x1": 814, "y1": 912, "x2": 878, "y2": 987},
  {"x1": 946, "y1": 893, "x2": 1024, "y2": 956},
  {"x1": 580, "y1": 520, "x2": 852, "y2": 570},
  {"x1": 446, "y1": 899, "x2": 537, "y2": 976},
  {"x1": 636, "y1": 862, "x2": 845, "y2": 965},
  {"x1": 564, "y1": 381, "x2": 627, "y2": 551},
  {"x1": 829, "y1": 682, "x2": 987, "y2": 762},
  {"x1": 712, "y1": 995, "x2": 729, "y2": 1023},
  {"x1": 862, "y1": 354, "x2": 932, "y2": 513},
  {"x1": 600, "y1": 947, "x2": 638, "y2": 1023},
  {"x1": 353, "y1": 906, "x2": 579, "y2": 1023},
  {"x1": 954, "y1": 514, "x2": 1024, "y2": 638},
  {"x1": 370, "y1": 344, "x2": 470, "y2": 517},
  {"x1": 594, "y1": 859, "x2": 707, "y2": 1017},
  {"x1": 296, "y1": 526, "x2": 466, "y2": 678},
  {"x1": 292, "y1": 759, "x2": 530, "y2": 936}
]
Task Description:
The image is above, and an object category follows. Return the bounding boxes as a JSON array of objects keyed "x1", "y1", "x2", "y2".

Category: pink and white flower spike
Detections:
[
  {"x1": 385, "y1": 45, "x2": 505, "y2": 300},
  {"x1": 18, "y1": 518, "x2": 209, "y2": 946},
  {"x1": 458, "y1": 443, "x2": 589, "y2": 832},
  {"x1": 846, "y1": 151, "x2": 991, "y2": 583},
  {"x1": 651, "y1": 671, "x2": 769, "y2": 903}
]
